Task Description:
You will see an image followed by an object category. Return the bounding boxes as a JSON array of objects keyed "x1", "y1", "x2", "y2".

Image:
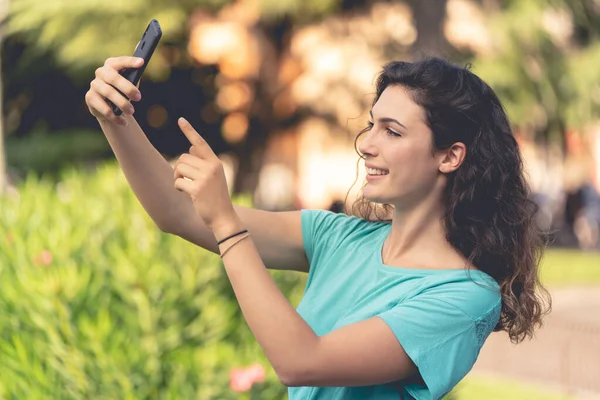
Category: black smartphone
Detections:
[{"x1": 108, "y1": 19, "x2": 162, "y2": 116}]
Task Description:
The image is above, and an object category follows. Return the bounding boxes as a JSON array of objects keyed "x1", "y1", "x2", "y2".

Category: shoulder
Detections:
[
  {"x1": 300, "y1": 209, "x2": 389, "y2": 264},
  {"x1": 300, "y1": 209, "x2": 388, "y2": 237},
  {"x1": 421, "y1": 270, "x2": 501, "y2": 323}
]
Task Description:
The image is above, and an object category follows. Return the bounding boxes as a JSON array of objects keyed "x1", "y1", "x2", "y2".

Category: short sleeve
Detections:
[
  {"x1": 301, "y1": 209, "x2": 336, "y2": 264},
  {"x1": 378, "y1": 293, "x2": 501, "y2": 400},
  {"x1": 300, "y1": 209, "x2": 367, "y2": 265},
  {"x1": 300, "y1": 209, "x2": 375, "y2": 295}
]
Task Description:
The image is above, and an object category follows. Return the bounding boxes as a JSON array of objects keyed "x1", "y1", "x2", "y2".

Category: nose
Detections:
[{"x1": 358, "y1": 128, "x2": 378, "y2": 158}]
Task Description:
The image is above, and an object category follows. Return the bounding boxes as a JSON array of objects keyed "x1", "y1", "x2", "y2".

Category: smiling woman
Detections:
[
  {"x1": 284, "y1": 58, "x2": 553, "y2": 400},
  {"x1": 350, "y1": 59, "x2": 551, "y2": 339},
  {"x1": 86, "y1": 54, "x2": 551, "y2": 400},
  {"x1": 351, "y1": 56, "x2": 551, "y2": 358}
]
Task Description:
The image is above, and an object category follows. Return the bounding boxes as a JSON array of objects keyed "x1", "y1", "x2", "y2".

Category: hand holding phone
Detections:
[{"x1": 106, "y1": 19, "x2": 162, "y2": 116}]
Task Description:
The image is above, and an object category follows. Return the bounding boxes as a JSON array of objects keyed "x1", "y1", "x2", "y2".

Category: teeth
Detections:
[{"x1": 367, "y1": 167, "x2": 389, "y2": 175}]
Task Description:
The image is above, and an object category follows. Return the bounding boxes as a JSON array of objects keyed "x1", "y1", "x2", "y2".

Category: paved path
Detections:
[{"x1": 472, "y1": 286, "x2": 600, "y2": 399}]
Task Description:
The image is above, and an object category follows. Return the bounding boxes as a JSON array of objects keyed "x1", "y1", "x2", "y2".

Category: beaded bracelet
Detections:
[{"x1": 217, "y1": 229, "x2": 248, "y2": 245}]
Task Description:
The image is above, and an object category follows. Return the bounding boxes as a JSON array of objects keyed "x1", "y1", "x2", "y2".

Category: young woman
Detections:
[{"x1": 85, "y1": 56, "x2": 551, "y2": 399}]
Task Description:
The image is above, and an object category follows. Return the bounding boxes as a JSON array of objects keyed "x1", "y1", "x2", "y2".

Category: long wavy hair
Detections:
[{"x1": 346, "y1": 58, "x2": 551, "y2": 343}]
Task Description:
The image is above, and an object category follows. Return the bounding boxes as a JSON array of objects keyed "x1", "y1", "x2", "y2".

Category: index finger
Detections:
[
  {"x1": 178, "y1": 118, "x2": 215, "y2": 159},
  {"x1": 105, "y1": 56, "x2": 144, "y2": 71}
]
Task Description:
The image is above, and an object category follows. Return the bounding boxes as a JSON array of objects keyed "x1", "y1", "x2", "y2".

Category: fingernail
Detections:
[
  {"x1": 127, "y1": 106, "x2": 135, "y2": 115},
  {"x1": 133, "y1": 92, "x2": 142, "y2": 101},
  {"x1": 137, "y1": 58, "x2": 144, "y2": 65},
  {"x1": 179, "y1": 117, "x2": 188, "y2": 125}
]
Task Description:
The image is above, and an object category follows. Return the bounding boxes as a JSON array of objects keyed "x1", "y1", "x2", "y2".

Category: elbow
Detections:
[
  {"x1": 155, "y1": 213, "x2": 187, "y2": 235},
  {"x1": 275, "y1": 363, "x2": 314, "y2": 388},
  {"x1": 277, "y1": 371, "x2": 303, "y2": 388},
  {"x1": 153, "y1": 208, "x2": 190, "y2": 235},
  {"x1": 156, "y1": 217, "x2": 188, "y2": 236},
  {"x1": 156, "y1": 220, "x2": 176, "y2": 234},
  {"x1": 276, "y1": 340, "x2": 323, "y2": 387}
]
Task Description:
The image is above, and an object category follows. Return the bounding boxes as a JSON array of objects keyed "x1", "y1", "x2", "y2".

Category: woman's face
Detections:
[{"x1": 358, "y1": 85, "x2": 445, "y2": 208}]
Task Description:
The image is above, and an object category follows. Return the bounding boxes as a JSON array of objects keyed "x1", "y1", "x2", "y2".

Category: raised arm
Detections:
[
  {"x1": 85, "y1": 56, "x2": 308, "y2": 272},
  {"x1": 173, "y1": 206, "x2": 308, "y2": 272}
]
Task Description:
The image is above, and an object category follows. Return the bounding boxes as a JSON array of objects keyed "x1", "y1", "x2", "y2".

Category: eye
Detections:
[
  {"x1": 386, "y1": 128, "x2": 401, "y2": 137},
  {"x1": 367, "y1": 121, "x2": 401, "y2": 137}
]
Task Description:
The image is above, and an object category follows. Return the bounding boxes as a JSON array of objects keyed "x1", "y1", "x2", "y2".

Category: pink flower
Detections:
[
  {"x1": 246, "y1": 364, "x2": 265, "y2": 383},
  {"x1": 229, "y1": 363, "x2": 266, "y2": 392},
  {"x1": 34, "y1": 250, "x2": 53, "y2": 266}
]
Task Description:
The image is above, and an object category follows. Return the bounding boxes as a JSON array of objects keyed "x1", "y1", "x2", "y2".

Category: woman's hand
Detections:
[
  {"x1": 173, "y1": 118, "x2": 237, "y2": 231},
  {"x1": 84, "y1": 56, "x2": 144, "y2": 126}
]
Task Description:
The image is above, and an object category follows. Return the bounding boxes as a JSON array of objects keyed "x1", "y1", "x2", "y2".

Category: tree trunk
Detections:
[
  {"x1": 409, "y1": 0, "x2": 449, "y2": 58},
  {"x1": 232, "y1": 18, "x2": 292, "y2": 196}
]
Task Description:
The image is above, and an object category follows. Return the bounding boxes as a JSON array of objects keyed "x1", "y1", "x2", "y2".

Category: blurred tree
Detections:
[
  {"x1": 473, "y1": 0, "x2": 600, "y2": 150},
  {"x1": 12, "y1": 0, "x2": 598, "y2": 197},
  {"x1": 5, "y1": 0, "x2": 207, "y2": 78},
  {"x1": 408, "y1": 0, "x2": 449, "y2": 57},
  {"x1": 2, "y1": 1, "x2": 324, "y2": 194},
  {"x1": 3, "y1": 0, "x2": 366, "y2": 196},
  {"x1": 4, "y1": 0, "x2": 452, "y2": 198},
  {"x1": 0, "y1": 0, "x2": 8, "y2": 195}
]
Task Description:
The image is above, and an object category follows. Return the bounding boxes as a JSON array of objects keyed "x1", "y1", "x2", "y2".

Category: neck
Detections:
[
  {"x1": 381, "y1": 176, "x2": 475, "y2": 270},
  {"x1": 381, "y1": 182, "x2": 463, "y2": 269},
  {"x1": 386, "y1": 200, "x2": 447, "y2": 257}
]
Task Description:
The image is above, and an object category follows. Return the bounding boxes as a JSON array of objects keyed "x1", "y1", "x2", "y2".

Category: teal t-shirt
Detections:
[{"x1": 289, "y1": 209, "x2": 502, "y2": 400}]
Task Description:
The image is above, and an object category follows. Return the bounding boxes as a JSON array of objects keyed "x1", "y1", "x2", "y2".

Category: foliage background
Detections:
[{"x1": 2, "y1": 0, "x2": 600, "y2": 398}]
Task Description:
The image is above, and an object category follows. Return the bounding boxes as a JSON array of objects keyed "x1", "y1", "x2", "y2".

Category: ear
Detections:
[{"x1": 438, "y1": 142, "x2": 467, "y2": 174}]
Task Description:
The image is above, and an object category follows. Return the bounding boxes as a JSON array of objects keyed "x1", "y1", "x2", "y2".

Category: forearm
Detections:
[
  {"x1": 98, "y1": 115, "x2": 196, "y2": 231},
  {"x1": 213, "y1": 218, "x2": 319, "y2": 381}
]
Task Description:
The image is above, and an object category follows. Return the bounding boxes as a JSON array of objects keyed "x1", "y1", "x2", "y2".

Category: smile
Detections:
[{"x1": 366, "y1": 167, "x2": 389, "y2": 176}]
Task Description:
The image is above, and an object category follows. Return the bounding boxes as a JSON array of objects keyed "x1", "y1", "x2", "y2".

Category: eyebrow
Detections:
[{"x1": 369, "y1": 110, "x2": 407, "y2": 130}]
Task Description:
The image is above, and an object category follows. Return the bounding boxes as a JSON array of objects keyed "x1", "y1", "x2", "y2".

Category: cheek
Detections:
[{"x1": 390, "y1": 150, "x2": 438, "y2": 188}]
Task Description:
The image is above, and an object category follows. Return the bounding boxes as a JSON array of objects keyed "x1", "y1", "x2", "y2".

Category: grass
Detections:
[
  {"x1": 448, "y1": 375, "x2": 574, "y2": 400},
  {"x1": 446, "y1": 249, "x2": 600, "y2": 400},
  {"x1": 541, "y1": 248, "x2": 600, "y2": 286}
]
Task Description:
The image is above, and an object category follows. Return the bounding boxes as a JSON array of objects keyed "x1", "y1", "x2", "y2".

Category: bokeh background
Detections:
[{"x1": 1, "y1": 0, "x2": 599, "y2": 399}]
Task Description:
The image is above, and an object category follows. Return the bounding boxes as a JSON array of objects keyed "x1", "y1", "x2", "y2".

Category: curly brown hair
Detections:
[{"x1": 346, "y1": 58, "x2": 551, "y2": 343}]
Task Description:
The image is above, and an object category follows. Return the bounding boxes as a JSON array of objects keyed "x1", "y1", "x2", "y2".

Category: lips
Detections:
[
  {"x1": 366, "y1": 173, "x2": 386, "y2": 182},
  {"x1": 365, "y1": 163, "x2": 388, "y2": 171}
]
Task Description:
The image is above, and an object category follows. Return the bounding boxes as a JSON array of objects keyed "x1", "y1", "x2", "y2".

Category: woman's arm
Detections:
[
  {"x1": 86, "y1": 58, "x2": 309, "y2": 272},
  {"x1": 212, "y1": 217, "x2": 417, "y2": 387},
  {"x1": 174, "y1": 118, "x2": 417, "y2": 387},
  {"x1": 85, "y1": 56, "x2": 197, "y2": 231}
]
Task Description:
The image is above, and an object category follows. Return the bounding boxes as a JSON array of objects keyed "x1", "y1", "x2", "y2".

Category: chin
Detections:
[
  {"x1": 363, "y1": 186, "x2": 401, "y2": 206},
  {"x1": 363, "y1": 191, "x2": 388, "y2": 205}
]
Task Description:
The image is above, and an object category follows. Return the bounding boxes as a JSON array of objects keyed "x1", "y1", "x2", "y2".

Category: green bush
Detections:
[
  {"x1": 0, "y1": 161, "x2": 306, "y2": 399},
  {"x1": 6, "y1": 130, "x2": 111, "y2": 175}
]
